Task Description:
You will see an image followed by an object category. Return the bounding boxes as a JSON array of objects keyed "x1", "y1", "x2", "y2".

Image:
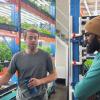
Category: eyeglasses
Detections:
[{"x1": 84, "y1": 32, "x2": 92, "y2": 37}]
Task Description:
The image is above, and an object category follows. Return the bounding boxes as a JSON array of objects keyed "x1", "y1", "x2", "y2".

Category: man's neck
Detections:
[{"x1": 25, "y1": 48, "x2": 38, "y2": 54}]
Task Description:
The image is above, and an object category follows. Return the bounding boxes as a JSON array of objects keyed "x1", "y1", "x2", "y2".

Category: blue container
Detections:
[
  {"x1": 11, "y1": 74, "x2": 18, "y2": 84},
  {"x1": 24, "y1": 79, "x2": 38, "y2": 94}
]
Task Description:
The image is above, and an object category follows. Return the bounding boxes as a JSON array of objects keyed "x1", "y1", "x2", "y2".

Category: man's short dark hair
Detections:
[{"x1": 23, "y1": 29, "x2": 40, "y2": 38}]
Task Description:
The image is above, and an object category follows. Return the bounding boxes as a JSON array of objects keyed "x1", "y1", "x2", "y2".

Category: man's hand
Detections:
[
  {"x1": 28, "y1": 78, "x2": 42, "y2": 88},
  {"x1": 28, "y1": 69, "x2": 57, "y2": 89},
  {"x1": 0, "y1": 71, "x2": 12, "y2": 86}
]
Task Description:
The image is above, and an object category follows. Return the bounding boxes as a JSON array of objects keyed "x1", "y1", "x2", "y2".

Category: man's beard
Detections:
[
  {"x1": 87, "y1": 36, "x2": 100, "y2": 54},
  {"x1": 28, "y1": 44, "x2": 37, "y2": 51}
]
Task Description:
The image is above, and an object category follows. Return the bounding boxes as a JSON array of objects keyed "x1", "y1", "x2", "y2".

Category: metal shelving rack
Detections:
[
  {"x1": 70, "y1": 1, "x2": 98, "y2": 99},
  {"x1": 70, "y1": 0, "x2": 80, "y2": 100},
  {"x1": 0, "y1": 0, "x2": 56, "y2": 99},
  {"x1": 0, "y1": 1, "x2": 21, "y2": 99}
]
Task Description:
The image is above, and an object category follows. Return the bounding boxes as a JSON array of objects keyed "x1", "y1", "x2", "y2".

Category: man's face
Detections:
[
  {"x1": 85, "y1": 32, "x2": 100, "y2": 54},
  {"x1": 25, "y1": 32, "x2": 39, "y2": 50}
]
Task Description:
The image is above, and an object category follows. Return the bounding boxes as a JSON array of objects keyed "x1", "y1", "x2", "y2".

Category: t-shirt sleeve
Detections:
[
  {"x1": 46, "y1": 54, "x2": 54, "y2": 73},
  {"x1": 8, "y1": 54, "x2": 17, "y2": 75}
]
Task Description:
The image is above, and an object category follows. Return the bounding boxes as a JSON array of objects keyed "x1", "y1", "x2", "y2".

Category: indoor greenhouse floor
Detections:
[{"x1": 49, "y1": 80, "x2": 67, "y2": 100}]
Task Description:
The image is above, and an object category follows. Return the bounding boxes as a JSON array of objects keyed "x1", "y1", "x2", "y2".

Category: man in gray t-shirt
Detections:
[{"x1": 0, "y1": 29, "x2": 57, "y2": 100}]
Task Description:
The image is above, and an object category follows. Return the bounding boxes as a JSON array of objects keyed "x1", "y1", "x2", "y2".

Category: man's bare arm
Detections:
[
  {"x1": 28, "y1": 69, "x2": 57, "y2": 88},
  {"x1": 40, "y1": 69, "x2": 57, "y2": 84},
  {"x1": 0, "y1": 70, "x2": 13, "y2": 85}
]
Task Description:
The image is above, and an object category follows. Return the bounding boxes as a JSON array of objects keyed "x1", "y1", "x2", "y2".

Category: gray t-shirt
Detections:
[{"x1": 8, "y1": 49, "x2": 54, "y2": 100}]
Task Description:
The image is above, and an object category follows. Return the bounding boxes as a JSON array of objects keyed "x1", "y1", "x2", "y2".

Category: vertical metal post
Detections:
[
  {"x1": 70, "y1": 0, "x2": 80, "y2": 100},
  {"x1": 17, "y1": 0, "x2": 21, "y2": 51},
  {"x1": 50, "y1": 0, "x2": 56, "y2": 37},
  {"x1": 50, "y1": 24, "x2": 56, "y2": 37},
  {"x1": 11, "y1": 0, "x2": 21, "y2": 54},
  {"x1": 50, "y1": 0, "x2": 56, "y2": 19}
]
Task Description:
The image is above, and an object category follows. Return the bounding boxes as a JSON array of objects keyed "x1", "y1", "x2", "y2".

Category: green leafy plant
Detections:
[
  {"x1": 36, "y1": 27, "x2": 50, "y2": 35},
  {"x1": 21, "y1": 22, "x2": 33, "y2": 29},
  {"x1": 21, "y1": 41, "x2": 27, "y2": 51},
  {"x1": 24, "y1": 0, "x2": 51, "y2": 17},
  {"x1": 0, "y1": 16, "x2": 11, "y2": 24},
  {"x1": 0, "y1": 16, "x2": 51, "y2": 36},
  {"x1": 83, "y1": 59, "x2": 93, "y2": 69},
  {"x1": 0, "y1": 64, "x2": 3, "y2": 72},
  {"x1": 38, "y1": 46, "x2": 51, "y2": 54},
  {"x1": 0, "y1": 42, "x2": 12, "y2": 62},
  {"x1": 22, "y1": 22, "x2": 51, "y2": 35}
]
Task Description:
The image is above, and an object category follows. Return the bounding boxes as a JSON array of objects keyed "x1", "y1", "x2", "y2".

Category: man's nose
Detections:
[{"x1": 31, "y1": 38, "x2": 36, "y2": 41}]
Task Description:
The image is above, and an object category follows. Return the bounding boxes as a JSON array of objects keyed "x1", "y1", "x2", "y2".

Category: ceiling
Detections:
[{"x1": 80, "y1": 0, "x2": 100, "y2": 16}]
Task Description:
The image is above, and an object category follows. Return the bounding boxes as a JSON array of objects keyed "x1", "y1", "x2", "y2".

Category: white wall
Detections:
[{"x1": 55, "y1": 36, "x2": 68, "y2": 86}]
